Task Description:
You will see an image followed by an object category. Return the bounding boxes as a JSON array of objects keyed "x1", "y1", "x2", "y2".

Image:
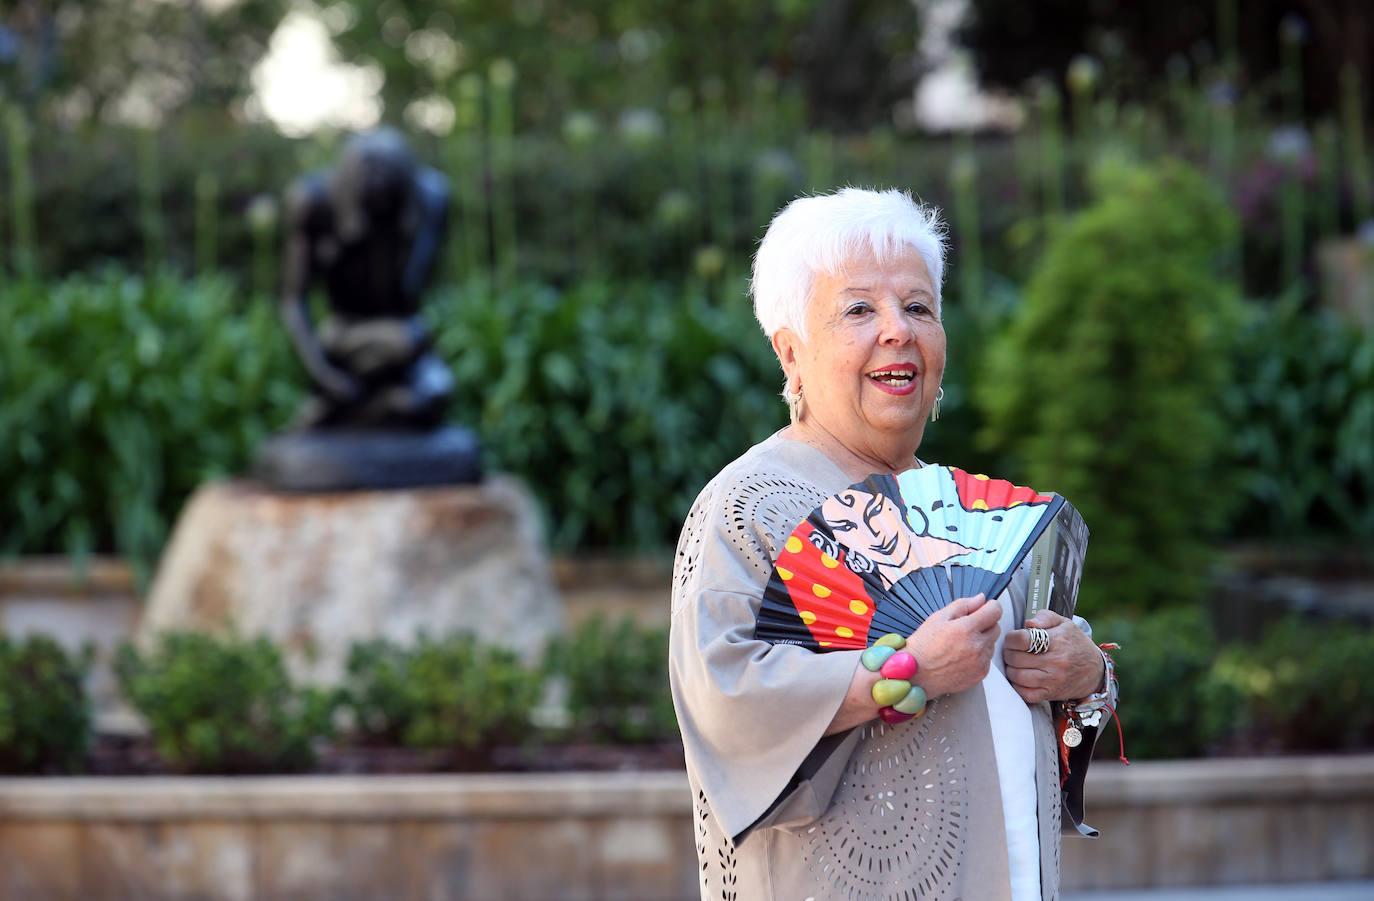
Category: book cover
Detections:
[{"x1": 1024, "y1": 501, "x2": 1089, "y2": 620}]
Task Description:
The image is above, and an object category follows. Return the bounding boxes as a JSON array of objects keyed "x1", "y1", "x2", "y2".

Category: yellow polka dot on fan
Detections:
[
  {"x1": 777, "y1": 566, "x2": 794, "y2": 581},
  {"x1": 821, "y1": 554, "x2": 839, "y2": 568},
  {"x1": 812, "y1": 584, "x2": 832, "y2": 598},
  {"x1": 835, "y1": 626, "x2": 854, "y2": 639},
  {"x1": 819, "y1": 640, "x2": 832, "y2": 647},
  {"x1": 800, "y1": 610, "x2": 816, "y2": 625},
  {"x1": 975, "y1": 473, "x2": 990, "y2": 480},
  {"x1": 849, "y1": 599, "x2": 868, "y2": 616},
  {"x1": 785, "y1": 536, "x2": 802, "y2": 554},
  {"x1": 972, "y1": 499, "x2": 989, "y2": 510}
]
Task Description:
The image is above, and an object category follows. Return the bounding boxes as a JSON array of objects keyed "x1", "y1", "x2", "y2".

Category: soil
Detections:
[{"x1": 81, "y1": 732, "x2": 685, "y2": 777}]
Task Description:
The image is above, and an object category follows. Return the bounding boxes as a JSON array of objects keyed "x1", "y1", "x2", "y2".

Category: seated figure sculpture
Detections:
[
  {"x1": 256, "y1": 128, "x2": 479, "y2": 490},
  {"x1": 281, "y1": 126, "x2": 453, "y2": 429}
]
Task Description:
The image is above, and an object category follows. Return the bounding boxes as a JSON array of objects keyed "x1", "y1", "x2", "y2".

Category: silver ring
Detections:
[{"x1": 1026, "y1": 627, "x2": 1051, "y2": 655}]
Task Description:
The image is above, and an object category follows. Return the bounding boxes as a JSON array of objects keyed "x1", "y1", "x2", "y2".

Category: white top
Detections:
[{"x1": 984, "y1": 591, "x2": 1042, "y2": 901}]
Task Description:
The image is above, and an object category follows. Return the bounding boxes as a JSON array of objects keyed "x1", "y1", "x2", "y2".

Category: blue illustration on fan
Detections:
[
  {"x1": 835, "y1": 465, "x2": 1065, "y2": 635},
  {"x1": 894, "y1": 465, "x2": 1059, "y2": 571}
]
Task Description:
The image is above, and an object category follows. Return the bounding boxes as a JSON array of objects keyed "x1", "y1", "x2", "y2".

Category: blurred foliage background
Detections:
[{"x1": 3, "y1": 0, "x2": 1374, "y2": 761}]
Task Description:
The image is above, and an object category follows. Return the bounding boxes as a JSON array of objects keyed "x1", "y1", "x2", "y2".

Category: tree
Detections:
[
  {"x1": 975, "y1": 159, "x2": 1242, "y2": 615},
  {"x1": 323, "y1": 0, "x2": 923, "y2": 131},
  {"x1": 0, "y1": 0, "x2": 287, "y2": 125},
  {"x1": 957, "y1": 0, "x2": 1373, "y2": 121}
]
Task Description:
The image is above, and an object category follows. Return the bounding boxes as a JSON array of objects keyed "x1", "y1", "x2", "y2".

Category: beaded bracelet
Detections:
[{"x1": 861, "y1": 633, "x2": 927, "y2": 724}]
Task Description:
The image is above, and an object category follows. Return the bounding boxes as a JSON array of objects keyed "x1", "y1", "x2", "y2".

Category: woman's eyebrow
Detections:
[{"x1": 843, "y1": 286, "x2": 933, "y2": 298}]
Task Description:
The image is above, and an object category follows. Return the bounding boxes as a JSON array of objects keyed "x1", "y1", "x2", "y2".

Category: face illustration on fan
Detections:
[{"x1": 754, "y1": 465, "x2": 1070, "y2": 651}]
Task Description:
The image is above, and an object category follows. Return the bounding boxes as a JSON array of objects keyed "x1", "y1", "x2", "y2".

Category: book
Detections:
[{"x1": 1024, "y1": 500, "x2": 1090, "y2": 620}]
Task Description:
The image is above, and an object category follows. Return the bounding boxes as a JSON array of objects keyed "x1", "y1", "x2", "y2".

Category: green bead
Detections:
[
  {"x1": 861, "y1": 645, "x2": 897, "y2": 672},
  {"x1": 872, "y1": 678, "x2": 911, "y2": 707},
  {"x1": 874, "y1": 633, "x2": 906, "y2": 650},
  {"x1": 893, "y1": 685, "x2": 928, "y2": 715}
]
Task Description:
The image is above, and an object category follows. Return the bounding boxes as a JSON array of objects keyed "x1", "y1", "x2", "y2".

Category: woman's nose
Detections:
[{"x1": 877, "y1": 303, "x2": 916, "y2": 344}]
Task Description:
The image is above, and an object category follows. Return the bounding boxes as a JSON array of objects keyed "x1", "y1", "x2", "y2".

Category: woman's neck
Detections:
[{"x1": 783, "y1": 419, "x2": 921, "y2": 481}]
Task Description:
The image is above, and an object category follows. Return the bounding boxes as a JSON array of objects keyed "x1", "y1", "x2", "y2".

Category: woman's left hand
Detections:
[{"x1": 1002, "y1": 610, "x2": 1104, "y2": 704}]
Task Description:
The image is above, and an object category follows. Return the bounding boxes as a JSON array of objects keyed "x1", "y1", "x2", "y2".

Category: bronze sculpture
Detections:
[
  {"x1": 280, "y1": 127, "x2": 453, "y2": 429},
  {"x1": 256, "y1": 128, "x2": 480, "y2": 489}
]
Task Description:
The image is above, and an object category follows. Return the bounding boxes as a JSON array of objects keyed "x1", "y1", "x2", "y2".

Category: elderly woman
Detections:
[{"x1": 669, "y1": 188, "x2": 1116, "y2": 900}]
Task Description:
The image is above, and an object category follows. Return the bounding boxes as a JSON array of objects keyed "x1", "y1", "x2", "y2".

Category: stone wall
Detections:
[
  {"x1": 0, "y1": 557, "x2": 141, "y2": 727},
  {"x1": 1, "y1": 755, "x2": 1371, "y2": 900}
]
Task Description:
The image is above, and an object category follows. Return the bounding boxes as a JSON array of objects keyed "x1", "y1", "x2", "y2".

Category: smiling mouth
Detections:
[{"x1": 867, "y1": 367, "x2": 916, "y2": 387}]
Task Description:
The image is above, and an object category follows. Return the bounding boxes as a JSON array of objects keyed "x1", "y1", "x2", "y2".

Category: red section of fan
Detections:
[
  {"x1": 949, "y1": 467, "x2": 1055, "y2": 511},
  {"x1": 772, "y1": 521, "x2": 873, "y2": 649}
]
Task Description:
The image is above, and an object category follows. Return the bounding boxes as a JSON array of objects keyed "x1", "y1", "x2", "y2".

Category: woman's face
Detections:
[{"x1": 775, "y1": 244, "x2": 946, "y2": 460}]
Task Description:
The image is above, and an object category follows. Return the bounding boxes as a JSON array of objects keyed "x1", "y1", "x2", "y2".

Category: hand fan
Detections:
[{"x1": 753, "y1": 465, "x2": 1081, "y2": 651}]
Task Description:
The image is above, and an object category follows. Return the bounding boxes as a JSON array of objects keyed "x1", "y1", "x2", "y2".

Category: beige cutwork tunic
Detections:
[{"x1": 669, "y1": 433, "x2": 1074, "y2": 901}]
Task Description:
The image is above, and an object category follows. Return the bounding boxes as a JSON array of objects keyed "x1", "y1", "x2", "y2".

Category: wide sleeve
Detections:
[{"x1": 669, "y1": 475, "x2": 863, "y2": 842}]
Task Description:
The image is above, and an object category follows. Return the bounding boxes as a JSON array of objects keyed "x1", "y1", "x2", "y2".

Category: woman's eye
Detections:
[
  {"x1": 907, "y1": 301, "x2": 933, "y2": 317},
  {"x1": 844, "y1": 303, "x2": 872, "y2": 317}
]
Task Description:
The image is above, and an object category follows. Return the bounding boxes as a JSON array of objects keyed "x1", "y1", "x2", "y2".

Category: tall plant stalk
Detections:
[
  {"x1": 1036, "y1": 81, "x2": 1065, "y2": 221},
  {"x1": 1315, "y1": 121, "x2": 1341, "y2": 239},
  {"x1": 6, "y1": 105, "x2": 36, "y2": 279},
  {"x1": 1210, "y1": 0, "x2": 1239, "y2": 191},
  {"x1": 451, "y1": 72, "x2": 489, "y2": 281},
  {"x1": 1341, "y1": 64, "x2": 1372, "y2": 226},
  {"x1": 667, "y1": 88, "x2": 701, "y2": 260},
  {"x1": 194, "y1": 172, "x2": 218, "y2": 277},
  {"x1": 136, "y1": 128, "x2": 165, "y2": 278},
  {"x1": 1067, "y1": 56, "x2": 1099, "y2": 180},
  {"x1": 1216, "y1": 0, "x2": 1238, "y2": 81},
  {"x1": 804, "y1": 131, "x2": 835, "y2": 194},
  {"x1": 488, "y1": 60, "x2": 518, "y2": 285},
  {"x1": 1279, "y1": 16, "x2": 1304, "y2": 288},
  {"x1": 249, "y1": 202, "x2": 276, "y2": 301},
  {"x1": 950, "y1": 132, "x2": 983, "y2": 325},
  {"x1": 701, "y1": 77, "x2": 732, "y2": 249}
]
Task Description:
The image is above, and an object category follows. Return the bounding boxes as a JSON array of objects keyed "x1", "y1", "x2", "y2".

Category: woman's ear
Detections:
[{"x1": 772, "y1": 328, "x2": 802, "y2": 388}]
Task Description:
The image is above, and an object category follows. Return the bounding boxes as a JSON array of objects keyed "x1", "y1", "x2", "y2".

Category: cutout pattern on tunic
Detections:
[
  {"x1": 723, "y1": 476, "x2": 829, "y2": 576},
  {"x1": 674, "y1": 473, "x2": 828, "y2": 614},
  {"x1": 695, "y1": 788, "x2": 738, "y2": 900},
  {"x1": 797, "y1": 705, "x2": 965, "y2": 901},
  {"x1": 674, "y1": 496, "x2": 713, "y2": 613},
  {"x1": 1042, "y1": 712, "x2": 1063, "y2": 875}
]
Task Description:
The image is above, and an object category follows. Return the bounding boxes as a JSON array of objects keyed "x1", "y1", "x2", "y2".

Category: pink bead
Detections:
[
  {"x1": 879, "y1": 706, "x2": 915, "y2": 725},
  {"x1": 880, "y1": 651, "x2": 917, "y2": 681}
]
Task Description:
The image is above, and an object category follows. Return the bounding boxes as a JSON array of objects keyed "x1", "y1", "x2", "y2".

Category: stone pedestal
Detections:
[{"x1": 139, "y1": 476, "x2": 563, "y2": 684}]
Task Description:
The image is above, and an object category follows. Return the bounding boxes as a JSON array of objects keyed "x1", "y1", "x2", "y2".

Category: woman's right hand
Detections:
[{"x1": 905, "y1": 593, "x2": 1002, "y2": 698}]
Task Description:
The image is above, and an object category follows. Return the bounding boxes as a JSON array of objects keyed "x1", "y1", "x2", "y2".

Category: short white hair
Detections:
[{"x1": 750, "y1": 187, "x2": 948, "y2": 341}]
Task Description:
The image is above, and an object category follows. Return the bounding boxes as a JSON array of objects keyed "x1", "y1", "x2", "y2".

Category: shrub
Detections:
[
  {"x1": 428, "y1": 277, "x2": 786, "y2": 550},
  {"x1": 114, "y1": 632, "x2": 333, "y2": 774},
  {"x1": 1202, "y1": 616, "x2": 1374, "y2": 752},
  {"x1": 0, "y1": 268, "x2": 786, "y2": 560},
  {"x1": 1095, "y1": 607, "x2": 1230, "y2": 761},
  {"x1": 0, "y1": 269, "x2": 300, "y2": 570},
  {"x1": 1221, "y1": 296, "x2": 1374, "y2": 542},
  {"x1": 0, "y1": 634, "x2": 93, "y2": 774},
  {"x1": 976, "y1": 159, "x2": 1243, "y2": 615},
  {"x1": 543, "y1": 615, "x2": 678, "y2": 745},
  {"x1": 339, "y1": 634, "x2": 539, "y2": 751}
]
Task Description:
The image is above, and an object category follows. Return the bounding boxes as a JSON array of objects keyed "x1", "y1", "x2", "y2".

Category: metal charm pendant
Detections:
[{"x1": 1062, "y1": 725, "x2": 1083, "y2": 748}]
